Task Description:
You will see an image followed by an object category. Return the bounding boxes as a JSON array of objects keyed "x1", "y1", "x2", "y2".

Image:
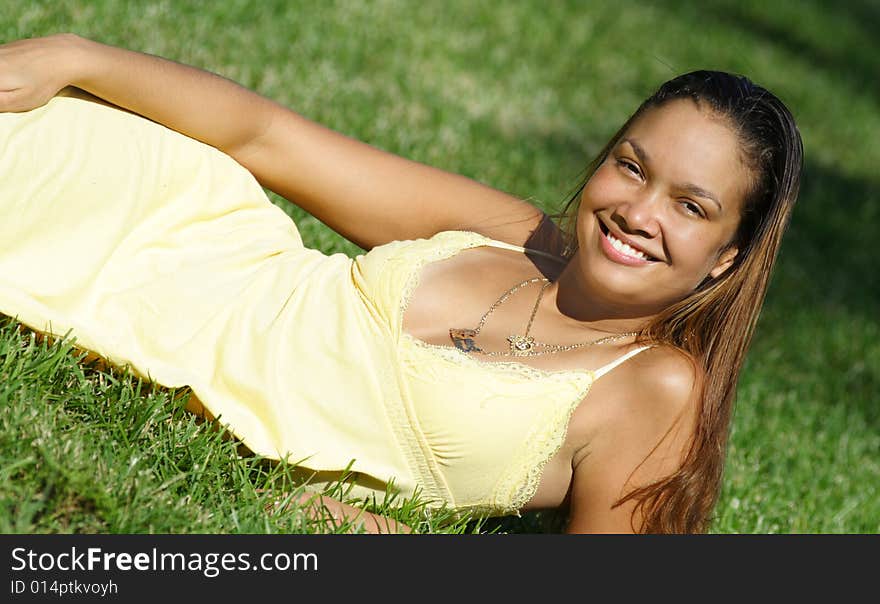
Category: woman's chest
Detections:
[
  {"x1": 394, "y1": 249, "x2": 596, "y2": 510},
  {"x1": 399, "y1": 246, "x2": 586, "y2": 372},
  {"x1": 396, "y1": 329, "x2": 594, "y2": 511}
]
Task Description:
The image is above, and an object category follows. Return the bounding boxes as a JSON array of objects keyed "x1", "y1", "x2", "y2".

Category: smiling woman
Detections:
[
  {"x1": 573, "y1": 100, "x2": 747, "y2": 307},
  {"x1": 551, "y1": 72, "x2": 803, "y2": 532},
  {"x1": 0, "y1": 34, "x2": 802, "y2": 533}
]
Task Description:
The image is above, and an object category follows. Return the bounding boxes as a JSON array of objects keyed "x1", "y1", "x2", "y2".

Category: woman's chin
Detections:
[{"x1": 580, "y1": 266, "x2": 682, "y2": 314}]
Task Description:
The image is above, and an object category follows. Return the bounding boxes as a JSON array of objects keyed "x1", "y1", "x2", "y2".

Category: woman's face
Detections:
[{"x1": 574, "y1": 99, "x2": 750, "y2": 314}]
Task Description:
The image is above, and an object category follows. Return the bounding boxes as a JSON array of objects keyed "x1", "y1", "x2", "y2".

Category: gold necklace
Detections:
[{"x1": 449, "y1": 277, "x2": 637, "y2": 357}]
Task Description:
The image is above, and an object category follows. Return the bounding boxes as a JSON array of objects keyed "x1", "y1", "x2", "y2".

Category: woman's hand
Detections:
[
  {"x1": 0, "y1": 33, "x2": 84, "y2": 113},
  {"x1": 263, "y1": 490, "x2": 413, "y2": 534}
]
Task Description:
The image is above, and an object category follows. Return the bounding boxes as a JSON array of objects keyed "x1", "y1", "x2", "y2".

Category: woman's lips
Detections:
[{"x1": 598, "y1": 221, "x2": 658, "y2": 266}]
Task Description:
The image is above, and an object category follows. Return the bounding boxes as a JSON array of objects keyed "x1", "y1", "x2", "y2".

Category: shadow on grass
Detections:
[
  {"x1": 769, "y1": 159, "x2": 879, "y2": 319},
  {"x1": 706, "y1": 0, "x2": 880, "y2": 101},
  {"x1": 640, "y1": 0, "x2": 880, "y2": 100},
  {"x1": 748, "y1": 159, "x2": 880, "y2": 428},
  {"x1": 470, "y1": 508, "x2": 567, "y2": 535}
]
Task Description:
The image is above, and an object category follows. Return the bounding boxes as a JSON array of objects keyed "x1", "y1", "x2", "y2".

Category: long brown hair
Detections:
[{"x1": 551, "y1": 71, "x2": 803, "y2": 532}]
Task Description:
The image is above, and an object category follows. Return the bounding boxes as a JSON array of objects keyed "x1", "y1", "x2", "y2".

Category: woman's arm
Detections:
[
  {"x1": 565, "y1": 349, "x2": 698, "y2": 534},
  {"x1": 0, "y1": 34, "x2": 542, "y2": 250}
]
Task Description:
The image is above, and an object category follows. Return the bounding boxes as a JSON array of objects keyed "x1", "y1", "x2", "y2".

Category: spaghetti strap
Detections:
[
  {"x1": 593, "y1": 345, "x2": 652, "y2": 380},
  {"x1": 476, "y1": 236, "x2": 568, "y2": 265}
]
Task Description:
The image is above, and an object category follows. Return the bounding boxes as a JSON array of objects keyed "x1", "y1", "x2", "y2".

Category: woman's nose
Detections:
[{"x1": 612, "y1": 191, "x2": 662, "y2": 238}]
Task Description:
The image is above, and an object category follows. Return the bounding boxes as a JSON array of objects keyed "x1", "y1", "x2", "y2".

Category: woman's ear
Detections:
[{"x1": 709, "y1": 246, "x2": 739, "y2": 279}]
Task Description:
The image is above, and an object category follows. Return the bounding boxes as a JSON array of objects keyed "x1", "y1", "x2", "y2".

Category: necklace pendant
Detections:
[
  {"x1": 450, "y1": 328, "x2": 482, "y2": 353},
  {"x1": 507, "y1": 334, "x2": 535, "y2": 356}
]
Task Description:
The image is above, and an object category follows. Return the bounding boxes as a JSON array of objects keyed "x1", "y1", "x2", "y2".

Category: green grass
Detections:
[{"x1": 1, "y1": 0, "x2": 877, "y2": 533}]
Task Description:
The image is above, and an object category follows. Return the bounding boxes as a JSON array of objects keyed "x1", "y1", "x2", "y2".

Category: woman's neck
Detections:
[{"x1": 540, "y1": 256, "x2": 657, "y2": 336}]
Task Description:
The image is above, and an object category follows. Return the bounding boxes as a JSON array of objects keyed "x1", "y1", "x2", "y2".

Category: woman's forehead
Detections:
[{"x1": 622, "y1": 100, "x2": 751, "y2": 210}]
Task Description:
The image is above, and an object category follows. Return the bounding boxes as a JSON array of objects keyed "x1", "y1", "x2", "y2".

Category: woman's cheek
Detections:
[{"x1": 581, "y1": 164, "x2": 620, "y2": 206}]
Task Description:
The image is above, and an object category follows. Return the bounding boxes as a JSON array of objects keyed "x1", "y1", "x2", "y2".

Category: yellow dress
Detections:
[{"x1": 0, "y1": 93, "x2": 649, "y2": 517}]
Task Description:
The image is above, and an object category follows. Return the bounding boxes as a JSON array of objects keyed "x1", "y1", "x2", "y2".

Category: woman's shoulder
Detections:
[
  {"x1": 621, "y1": 343, "x2": 702, "y2": 422},
  {"x1": 569, "y1": 342, "x2": 700, "y2": 488},
  {"x1": 566, "y1": 343, "x2": 701, "y2": 532},
  {"x1": 627, "y1": 343, "x2": 702, "y2": 405},
  {"x1": 583, "y1": 343, "x2": 701, "y2": 437}
]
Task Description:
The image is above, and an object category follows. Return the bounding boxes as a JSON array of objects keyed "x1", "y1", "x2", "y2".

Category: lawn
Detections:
[{"x1": 1, "y1": 0, "x2": 877, "y2": 533}]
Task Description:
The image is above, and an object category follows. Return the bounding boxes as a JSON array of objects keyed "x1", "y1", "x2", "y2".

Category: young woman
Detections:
[{"x1": 0, "y1": 34, "x2": 802, "y2": 533}]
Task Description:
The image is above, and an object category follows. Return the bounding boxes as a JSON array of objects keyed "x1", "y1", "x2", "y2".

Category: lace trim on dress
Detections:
[
  {"x1": 491, "y1": 376, "x2": 595, "y2": 515},
  {"x1": 395, "y1": 230, "x2": 593, "y2": 381},
  {"x1": 400, "y1": 332, "x2": 593, "y2": 381},
  {"x1": 398, "y1": 331, "x2": 595, "y2": 517},
  {"x1": 392, "y1": 231, "x2": 597, "y2": 516},
  {"x1": 385, "y1": 231, "x2": 493, "y2": 510},
  {"x1": 373, "y1": 342, "x2": 452, "y2": 508},
  {"x1": 395, "y1": 231, "x2": 485, "y2": 340}
]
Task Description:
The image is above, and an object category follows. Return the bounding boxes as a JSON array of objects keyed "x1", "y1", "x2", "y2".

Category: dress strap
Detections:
[
  {"x1": 478, "y1": 237, "x2": 568, "y2": 265},
  {"x1": 593, "y1": 345, "x2": 652, "y2": 380}
]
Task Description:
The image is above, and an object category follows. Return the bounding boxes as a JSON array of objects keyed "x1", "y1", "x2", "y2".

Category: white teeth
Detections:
[{"x1": 607, "y1": 231, "x2": 648, "y2": 260}]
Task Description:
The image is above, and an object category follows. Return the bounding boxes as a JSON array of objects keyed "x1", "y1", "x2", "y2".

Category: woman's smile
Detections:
[{"x1": 597, "y1": 218, "x2": 662, "y2": 266}]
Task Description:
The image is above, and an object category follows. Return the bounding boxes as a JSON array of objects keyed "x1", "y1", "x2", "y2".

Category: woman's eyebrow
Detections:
[
  {"x1": 622, "y1": 137, "x2": 723, "y2": 212},
  {"x1": 623, "y1": 137, "x2": 651, "y2": 166},
  {"x1": 680, "y1": 183, "x2": 723, "y2": 211}
]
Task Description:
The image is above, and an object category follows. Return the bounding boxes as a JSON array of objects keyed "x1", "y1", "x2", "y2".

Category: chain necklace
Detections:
[{"x1": 449, "y1": 277, "x2": 637, "y2": 357}]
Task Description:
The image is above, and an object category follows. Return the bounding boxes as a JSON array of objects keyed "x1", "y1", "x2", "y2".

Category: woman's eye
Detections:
[
  {"x1": 616, "y1": 158, "x2": 641, "y2": 178},
  {"x1": 681, "y1": 200, "x2": 704, "y2": 217}
]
